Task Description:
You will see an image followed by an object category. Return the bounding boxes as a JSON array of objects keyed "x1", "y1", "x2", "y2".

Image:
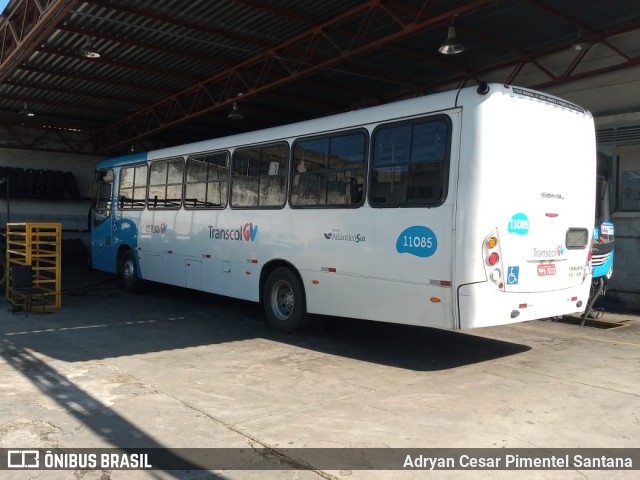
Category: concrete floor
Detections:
[{"x1": 0, "y1": 268, "x2": 638, "y2": 480}]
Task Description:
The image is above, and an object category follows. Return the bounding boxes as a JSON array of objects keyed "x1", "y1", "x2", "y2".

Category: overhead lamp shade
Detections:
[
  {"x1": 80, "y1": 38, "x2": 101, "y2": 58},
  {"x1": 571, "y1": 41, "x2": 591, "y2": 52},
  {"x1": 439, "y1": 25, "x2": 465, "y2": 55},
  {"x1": 227, "y1": 101, "x2": 244, "y2": 120},
  {"x1": 19, "y1": 102, "x2": 35, "y2": 117}
]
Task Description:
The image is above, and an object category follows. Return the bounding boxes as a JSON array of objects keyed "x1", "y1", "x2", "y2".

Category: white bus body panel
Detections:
[
  {"x1": 458, "y1": 282, "x2": 589, "y2": 328},
  {"x1": 454, "y1": 86, "x2": 595, "y2": 328},
  {"x1": 136, "y1": 204, "x2": 458, "y2": 329}
]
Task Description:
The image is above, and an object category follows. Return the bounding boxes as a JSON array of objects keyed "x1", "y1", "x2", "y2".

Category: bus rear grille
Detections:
[{"x1": 591, "y1": 252, "x2": 611, "y2": 267}]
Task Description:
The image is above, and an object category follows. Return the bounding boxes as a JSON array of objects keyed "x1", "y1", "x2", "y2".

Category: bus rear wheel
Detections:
[
  {"x1": 263, "y1": 267, "x2": 307, "y2": 333},
  {"x1": 120, "y1": 250, "x2": 141, "y2": 293}
]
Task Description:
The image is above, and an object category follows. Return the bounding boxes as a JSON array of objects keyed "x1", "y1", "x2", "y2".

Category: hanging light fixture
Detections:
[
  {"x1": 227, "y1": 101, "x2": 244, "y2": 120},
  {"x1": 570, "y1": 30, "x2": 591, "y2": 52},
  {"x1": 438, "y1": 19, "x2": 465, "y2": 55},
  {"x1": 19, "y1": 102, "x2": 35, "y2": 117},
  {"x1": 571, "y1": 41, "x2": 591, "y2": 52},
  {"x1": 79, "y1": 37, "x2": 101, "y2": 58}
]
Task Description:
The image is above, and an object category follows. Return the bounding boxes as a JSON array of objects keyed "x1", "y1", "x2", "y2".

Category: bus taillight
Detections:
[{"x1": 484, "y1": 231, "x2": 505, "y2": 291}]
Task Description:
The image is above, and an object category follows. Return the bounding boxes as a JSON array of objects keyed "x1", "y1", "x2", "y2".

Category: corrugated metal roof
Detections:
[{"x1": 1, "y1": 0, "x2": 639, "y2": 155}]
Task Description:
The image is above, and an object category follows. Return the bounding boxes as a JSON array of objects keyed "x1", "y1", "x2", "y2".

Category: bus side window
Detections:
[
  {"x1": 370, "y1": 117, "x2": 449, "y2": 207},
  {"x1": 119, "y1": 164, "x2": 147, "y2": 210},
  {"x1": 148, "y1": 158, "x2": 184, "y2": 209},
  {"x1": 370, "y1": 125, "x2": 410, "y2": 206},
  {"x1": 291, "y1": 130, "x2": 366, "y2": 208},
  {"x1": 185, "y1": 152, "x2": 229, "y2": 209},
  {"x1": 231, "y1": 143, "x2": 288, "y2": 208}
]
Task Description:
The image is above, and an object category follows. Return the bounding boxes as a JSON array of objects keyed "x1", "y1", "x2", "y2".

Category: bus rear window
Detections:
[{"x1": 566, "y1": 228, "x2": 589, "y2": 249}]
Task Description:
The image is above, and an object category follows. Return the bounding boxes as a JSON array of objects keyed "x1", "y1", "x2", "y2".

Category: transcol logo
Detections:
[
  {"x1": 242, "y1": 222, "x2": 258, "y2": 241},
  {"x1": 532, "y1": 245, "x2": 565, "y2": 258},
  {"x1": 209, "y1": 222, "x2": 258, "y2": 241},
  {"x1": 145, "y1": 223, "x2": 167, "y2": 234}
]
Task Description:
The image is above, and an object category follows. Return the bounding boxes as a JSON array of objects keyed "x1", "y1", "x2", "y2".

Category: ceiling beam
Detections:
[
  {"x1": 0, "y1": 0, "x2": 82, "y2": 83},
  {"x1": 88, "y1": 0, "x2": 269, "y2": 50},
  {"x1": 5, "y1": 79, "x2": 148, "y2": 109},
  {"x1": 231, "y1": 0, "x2": 316, "y2": 27},
  {"x1": 0, "y1": 123, "x2": 97, "y2": 154},
  {"x1": 18, "y1": 64, "x2": 177, "y2": 97},
  {"x1": 369, "y1": 21, "x2": 640, "y2": 107},
  {"x1": 94, "y1": 0, "x2": 497, "y2": 152},
  {"x1": 36, "y1": 46, "x2": 204, "y2": 82},
  {"x1": 57, "y1": 24, "x2": 236, "y2": 69}
]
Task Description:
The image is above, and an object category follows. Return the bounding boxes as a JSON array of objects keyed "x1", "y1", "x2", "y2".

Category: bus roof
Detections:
[{"x1": 96, "y1": 83, "x2": 590, "y2": 170}]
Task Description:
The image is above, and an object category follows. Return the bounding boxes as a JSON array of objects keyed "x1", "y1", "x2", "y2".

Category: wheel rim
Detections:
[
  {"x1": 123, "y1": 257, "x2": 135, "y2": 285},
  {"x1": 270, "y1": 279, "x2": 294, "y2": 321}
]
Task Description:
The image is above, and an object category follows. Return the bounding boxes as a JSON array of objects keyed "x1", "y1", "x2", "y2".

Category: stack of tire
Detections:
[{"x1": 0, "y1": 167, "x2": 79, "y2": 199}]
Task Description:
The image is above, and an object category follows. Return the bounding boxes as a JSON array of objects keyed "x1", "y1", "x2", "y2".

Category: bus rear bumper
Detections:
[{"x1": 457, "y1": 281, "x2": 591, "y2": 329}]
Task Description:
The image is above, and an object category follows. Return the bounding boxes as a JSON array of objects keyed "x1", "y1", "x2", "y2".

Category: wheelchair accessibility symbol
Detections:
[{"x1": 507, "y1": 266, "x2": 520, "y2": 285}]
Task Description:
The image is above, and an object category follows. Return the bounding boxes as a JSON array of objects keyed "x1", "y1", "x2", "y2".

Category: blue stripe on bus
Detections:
[
  {"x1": 592, "y1": 252, "x2": 614, "y2": 279},
  {"x1": 96, "y1": 151, "x2": 149, "y2": 169}
]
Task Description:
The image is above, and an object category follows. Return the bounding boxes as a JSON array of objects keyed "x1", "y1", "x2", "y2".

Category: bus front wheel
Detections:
[
  {"x1": 263, "y1": 267, "x2": 307, "y2": 333},
  {"x1": 120, "y1": 250, "x2": 141, "y2": 293}
]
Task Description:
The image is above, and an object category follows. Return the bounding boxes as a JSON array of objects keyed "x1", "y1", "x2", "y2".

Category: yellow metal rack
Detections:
[{"x1": 6, "y1": 222, "x2": 62, "y2": 312}]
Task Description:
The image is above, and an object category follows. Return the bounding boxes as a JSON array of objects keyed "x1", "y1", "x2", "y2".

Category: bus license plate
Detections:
[{"x1": 537, "y1": 264, "x2": 556, "y2": 276}]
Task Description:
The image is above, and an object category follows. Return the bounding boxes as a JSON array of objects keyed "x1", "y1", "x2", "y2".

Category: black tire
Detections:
[
  {"x1": 25, "y1": 168, "x2": 37, "y2": 196},
  {"x1": 263, "y1": 267, "x2": 307, "y2": 333},
  {"x1": 0, "y1": 254, "x2": 5, "y2": 295},
  {"x1": 35, "y1": 169, "x2": 46, "y2": 197},
  {"x1": 119, "y1": 250, "x2": 141, "y2": 293},
  {"x1": 14, "y1": 167, "x2": 26, "y2": 195},
  {"x1": 64, "y1": 171, "x2": 80, "y2": 199},
  {"x1": 54, "y1": 170, "x2": 66, "y2": 198},
  {"x1": 0, "y1": 167, "x2": 6, "y2": 194},
  {"x1": 44, "y1": 170, "x2": 56, "y2": 197}
]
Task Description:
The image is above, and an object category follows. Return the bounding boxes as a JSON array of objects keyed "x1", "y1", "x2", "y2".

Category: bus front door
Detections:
[{"x1": 90, "y1": 171, "x2": 118, "y2": 274}]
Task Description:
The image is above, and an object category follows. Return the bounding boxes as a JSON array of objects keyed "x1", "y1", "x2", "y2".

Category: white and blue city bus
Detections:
[{"x1": 90, "y1": 83, "x2": 597, "y2": 333}]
